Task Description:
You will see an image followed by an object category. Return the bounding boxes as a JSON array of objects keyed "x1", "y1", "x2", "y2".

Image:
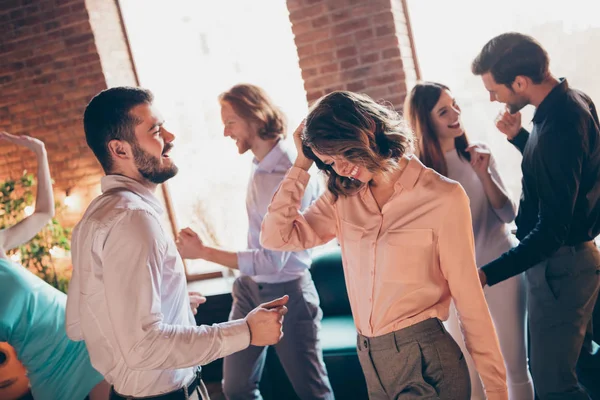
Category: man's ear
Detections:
[
  {"x1": 107, "y1": 139, "x2": 132, "y2": 161},
  {"x1": 512, "y1": 75, "x2": 529, "y2": 93}
]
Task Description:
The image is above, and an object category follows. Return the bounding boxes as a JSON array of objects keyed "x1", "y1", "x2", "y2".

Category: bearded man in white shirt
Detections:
[{"x1": 66, "y1": 86, "x2": 288, "y2": 400}]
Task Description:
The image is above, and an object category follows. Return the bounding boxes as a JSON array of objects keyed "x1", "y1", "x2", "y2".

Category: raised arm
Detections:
[
  {"x1": 261, "y1": 167, "x2": 337, "y2": 251},
  {"x1": 177, "y1": 165, "x2": 323, "y2": 276},
  {"x1": 496, "y1": 110, "x2": 529, "y2": 154},
  {"x1": 467, "y1": 143, "x2": 517, "y2": 223},
  {"x1": 260, "y1": 120, "x2": 337, "y2": 251},
  {"x1": 0, "y1": 133, "x2": 54, "y2": 253},
  {"x1": 177, "y1": 226, "x2": 298, "y2": 276}
]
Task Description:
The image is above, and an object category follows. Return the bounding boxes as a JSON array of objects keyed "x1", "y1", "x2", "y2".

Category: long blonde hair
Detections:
[{"x1": 219, "y1": 84, "x2": 287, "y2": 140}]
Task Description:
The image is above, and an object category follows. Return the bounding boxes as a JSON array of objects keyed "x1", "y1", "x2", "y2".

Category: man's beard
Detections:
[
  {"x1": 132, "y1": 142, "x2": 178, "y2": 184},
  {"x1": 236, "y1": 137, "x2": 252, "y2": 155},
  {"x1": 506, "y1": 93, "x2": 529, "y2": 114},
  {"x1": 507, "y1": 102, "x2": 526, "y2": 114}
]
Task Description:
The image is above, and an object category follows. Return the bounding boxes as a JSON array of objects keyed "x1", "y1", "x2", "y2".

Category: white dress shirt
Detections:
[
  {"x1": 237, "y1": 139, "x2": 322, "y2": 283},
  {"x1": 66, "y1": 175, "x2": 250, "y2": 397}
]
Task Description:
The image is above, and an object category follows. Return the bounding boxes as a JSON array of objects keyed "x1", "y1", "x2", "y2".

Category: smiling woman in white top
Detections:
[{"x1": 405, "y1": 82, "x2": 534, "y2": 400}]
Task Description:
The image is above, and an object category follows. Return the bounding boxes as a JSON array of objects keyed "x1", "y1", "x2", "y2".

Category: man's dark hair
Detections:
[
  {"x1": 83, "y1": 86, "x2": 154, "y2": 173},
  {"x1": 472, "y1": 32, "x2": 549, "y2": 87}
]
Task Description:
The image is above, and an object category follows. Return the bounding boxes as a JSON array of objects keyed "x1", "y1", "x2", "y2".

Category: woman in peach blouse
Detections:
[{"x1": 260, "y1": 91, "x2": 508, "y2": 400}]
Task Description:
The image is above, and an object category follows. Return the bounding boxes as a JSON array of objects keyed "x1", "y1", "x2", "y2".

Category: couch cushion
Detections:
[
  {"x1": 311, "y1": 248, "x2": 352, "y2": 317},
  {"x1": 321, "y1": 315, "x2": 357, "y2": 355}
]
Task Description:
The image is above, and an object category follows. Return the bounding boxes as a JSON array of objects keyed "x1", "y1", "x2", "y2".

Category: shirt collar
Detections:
[
  {"x1": 100, "y1": 174, "x2": 164, "y2": 215},
  {"x1": 395, "y1": 154, "x2": 422, "y2": 190},
  {"x1": 532, "y1": 78, "x2": 568, "y2": 123},
  {"x1": 254, "y1": 139, "x2": 287, "y2": 173},
  {"x1": 359, "y1": 154, "x2": 422, "y2": 199}
]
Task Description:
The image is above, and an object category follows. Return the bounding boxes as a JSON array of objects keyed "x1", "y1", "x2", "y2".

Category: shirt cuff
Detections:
[
  {"x1": 485, "y1": 389, "x2": 509, "y2": 400},
  {"x1": 481, "y1": 256, "x2": 508, "y2": 286},
  {"x1": 508, "y1": 128, "x2": 529, "y2": 149},
  {"x1": 218, "y1": 319, "x2": 251, "y2": 356},
  {"x1": 287, "y1": 166, "x2": 311, "y2": 186},
  {"x1": 236, "y1": 250, "x2": 255, "y2": 276}
]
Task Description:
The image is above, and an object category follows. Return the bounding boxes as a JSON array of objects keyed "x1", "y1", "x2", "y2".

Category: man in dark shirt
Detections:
[{"x1": 472, "y1": 32, "x2": 600, "y2": 399}]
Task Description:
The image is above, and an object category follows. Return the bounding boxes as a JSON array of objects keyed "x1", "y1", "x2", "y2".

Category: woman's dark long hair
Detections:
[
  {"x1": 404, "y1": 82, "x2": 470, "y2": 176},
  {"x1": 302, "y1": 91, "x2": 414, "y2": 201}
]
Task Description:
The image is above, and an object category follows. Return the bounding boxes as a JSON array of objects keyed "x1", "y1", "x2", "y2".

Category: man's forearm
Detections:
[
  {"x1": 508, "y1": 128, "x2": 530, "y2": 154},
  {"x1": 203, "y1": 246, "x2": 239, "y2": 269}
]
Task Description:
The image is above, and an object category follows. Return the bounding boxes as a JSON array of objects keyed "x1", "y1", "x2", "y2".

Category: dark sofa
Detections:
[{"x1": 197, "y1": 248, "x2": 368, "y2": 399}]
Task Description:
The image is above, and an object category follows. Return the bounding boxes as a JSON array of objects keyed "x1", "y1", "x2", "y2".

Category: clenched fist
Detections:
[{"x1": 495, "y1": 109, "x2": 522, "y2": 140}]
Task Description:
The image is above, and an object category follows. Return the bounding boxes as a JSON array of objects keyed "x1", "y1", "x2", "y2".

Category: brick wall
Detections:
[
  {"x1": 287, "y1": 0, "x2": 420, "y2": 110},
  {"x1": 0, "y1": 0, "x2": 136, "y2": 222},
  {"x1": 85, "y1": 0, "x2": 137, "y2": 87}
]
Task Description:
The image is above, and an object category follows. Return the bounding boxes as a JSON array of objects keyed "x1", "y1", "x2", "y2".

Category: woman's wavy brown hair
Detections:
[
  {"x1": 404, "y1": 81, "x2": 470, "y2": 176},
  {"x1": 219, "y1": 84, "x2": 287, "y2": 140},
  {"x1": 302, "y1": 91, "x2": 414, "y2": 201}
]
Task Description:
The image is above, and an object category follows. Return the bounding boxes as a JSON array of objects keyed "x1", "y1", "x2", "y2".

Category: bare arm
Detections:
[
  {"x1": 0, "y1": 133, "x2": 54, "y2": 253},
  {"x1": 467, "y1": 143, "x2": 513, "y2": 212},
  {"x1": 479, "y1": 173, "x2": 510, "y2": 210}
]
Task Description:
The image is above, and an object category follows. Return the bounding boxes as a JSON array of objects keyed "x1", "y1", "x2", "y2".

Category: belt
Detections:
[
  {"x1": 110, "y1": 370, "x2": 202, "y2": 400},
  {"x1": 553, "y1": 241, "x2": 597, "y2": 256}
]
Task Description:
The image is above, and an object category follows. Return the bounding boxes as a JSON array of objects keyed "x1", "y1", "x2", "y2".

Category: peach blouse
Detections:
[{"x1": 261, "y1": 155, "x2": 508, "y2": 399}]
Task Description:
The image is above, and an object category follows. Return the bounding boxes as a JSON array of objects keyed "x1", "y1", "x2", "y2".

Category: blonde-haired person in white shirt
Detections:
[{"x1": 66, "y1": 86, "x2": 288, "y2": 400}]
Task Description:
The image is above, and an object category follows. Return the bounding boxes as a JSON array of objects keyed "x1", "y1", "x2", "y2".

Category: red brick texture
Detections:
[
  {"x1": 287, "y1": 0, "x2": 420, "y2": 110},
  {"x1": 0, "y1": 0, "x2": 136, "y2": 222}
]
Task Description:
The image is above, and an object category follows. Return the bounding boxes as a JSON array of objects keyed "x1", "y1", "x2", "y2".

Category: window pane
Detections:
[
  {"x1": 407, "y1": 0, "x2": 600, "y2": 208},
  {"x1": 119, "y1": 0, "x2": 308, "y2": 275}
]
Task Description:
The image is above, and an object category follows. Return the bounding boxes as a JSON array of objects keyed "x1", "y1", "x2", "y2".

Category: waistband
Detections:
[
  {"x1": 110, "y1": 369, "x2": 201, "y2": 400},
  {"x1": 554, "y1": 241, "x2": 597, "y2": 256},
  {"x1": 243, "y1": 270, "x2": 312, "y2": 291},
  {"x1": 357, "y1": 318, "x2": 445, "y2": 351}
]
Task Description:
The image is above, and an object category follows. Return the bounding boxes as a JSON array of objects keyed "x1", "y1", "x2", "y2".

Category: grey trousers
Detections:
[
  {"x1": 222, "y1": 273, "x2": 334, "y2": 400},
  {"x1": 526, "y1": 243, "x2": 600, "y2": 400},
  {"x1": 357, "y1": 318, "x2": 470, "y2": 400}
]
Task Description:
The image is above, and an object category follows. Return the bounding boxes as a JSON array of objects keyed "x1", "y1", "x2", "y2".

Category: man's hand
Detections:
[
  {"x1": 478, "y1": 268, "x2": 488, "y2": 288},
  {"x1": 188, "y1": 291, "x2": 207, "y2": 316},
  {"x1": 495, "y1": 109, "x2": 522, "y2": 140},
  {"x1": 176, "y1": 227, "x2": 207, "y2": 260},
  {"x1": 245, "y1": 295, "x2": 289, "y2": 346}
]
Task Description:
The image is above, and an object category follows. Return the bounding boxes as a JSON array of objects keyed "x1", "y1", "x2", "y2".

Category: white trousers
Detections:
[{"x1": 444, "y1": 273, "x2": 534, "y2": 400}]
